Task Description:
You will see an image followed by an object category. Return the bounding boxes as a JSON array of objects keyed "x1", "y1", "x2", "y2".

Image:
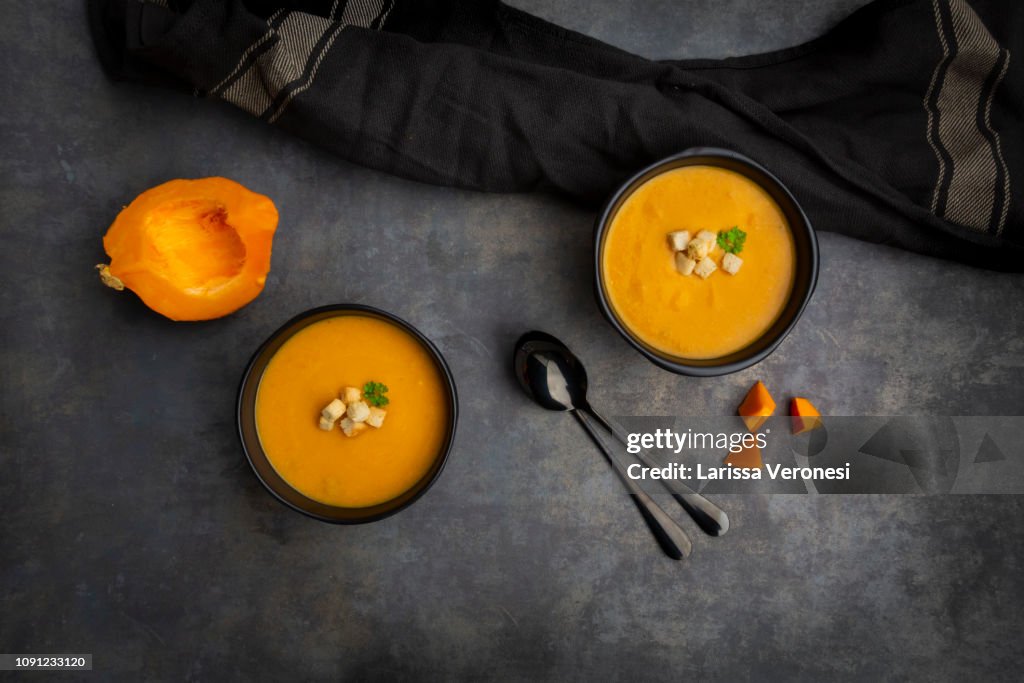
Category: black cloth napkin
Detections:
[{"x1": 89, "y1": 0, "x2": 1023, "y2": 270}]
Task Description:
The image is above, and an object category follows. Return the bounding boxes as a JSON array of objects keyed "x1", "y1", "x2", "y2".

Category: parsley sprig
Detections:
[
  {"x1": 717, "y1": 226, "x2": 747, "y2": 254},
  {"x1": 362, "y1": 381, "x2": 390, "y2": 407}
]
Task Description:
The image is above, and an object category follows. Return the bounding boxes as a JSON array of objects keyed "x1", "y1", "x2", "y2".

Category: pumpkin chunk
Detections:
[
  {"x1": 724, "y1": 443, "x2": 763, "y2": 469},
  {"x1": 738, "y1": 380, "x2": 776, "y2": 432},
  {"x1": 790, "y1": 397, "x2": 823, "y2": 435}
]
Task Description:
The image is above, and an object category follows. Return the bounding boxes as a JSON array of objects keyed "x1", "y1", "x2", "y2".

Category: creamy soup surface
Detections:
[
  {"x1": 602, "y1": 165, "x2": 796, "y2": 359},
  {"x1": 256, "y1": 315, "x2": 449, "y2": 508}
]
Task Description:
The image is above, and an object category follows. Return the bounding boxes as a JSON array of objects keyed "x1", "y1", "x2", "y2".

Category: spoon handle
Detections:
[
  {"x1": 573, "y1": 411, "x2": 691, "y2": 560},
  {"x1": 585, "y1": 407, "x2": 730, "y2": 537}
]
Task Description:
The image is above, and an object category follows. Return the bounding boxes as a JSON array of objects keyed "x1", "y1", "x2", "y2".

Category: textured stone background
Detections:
[{"x1": 2, "y1": 1, "x2": 1023, "y2": 680}]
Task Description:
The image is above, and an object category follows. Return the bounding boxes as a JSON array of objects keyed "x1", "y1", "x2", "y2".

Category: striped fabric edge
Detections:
[
  {"x1": 210, "y1": 1, "x2": 392, "y2": 123},
  {"x1": 208, "y1": 8, "x2": 289, "y2": 97},
  {"x1": 266, "y1": 24, "x2": 346, "y2": 123},
  {"x1": 924, "y1": 0, "x2": 1012, "y2": 235}
]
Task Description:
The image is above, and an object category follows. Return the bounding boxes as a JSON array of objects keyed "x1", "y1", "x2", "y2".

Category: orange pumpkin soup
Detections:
[
  {"x1": 255, "y1": 315, "x2": 449, "y2": 508},
  {"x1": 602, "y1": 166, "x2": 796, "y2": 359}
]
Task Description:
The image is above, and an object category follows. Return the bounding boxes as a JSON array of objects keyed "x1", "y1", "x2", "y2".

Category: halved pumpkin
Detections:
[{"x1": 97, "y1": 178, "x2": 278, "y2": 321}]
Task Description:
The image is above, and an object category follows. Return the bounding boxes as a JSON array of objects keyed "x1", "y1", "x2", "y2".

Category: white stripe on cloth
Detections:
[
  {"x1": 210, "y1": 8, "x2": 287, "y2": 96},
  {"x1": 268, "y1": 25, "x2": 347, "y2": 123},
  {"x1": 925, "y1": 0, "x2": 1011, "y2": 234},
  {"x1": 216, "y1": 1, "x2": 388, "y2": 121}
]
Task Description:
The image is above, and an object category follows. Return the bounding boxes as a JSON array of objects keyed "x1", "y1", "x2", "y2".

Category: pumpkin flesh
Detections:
[
  {"x1": 101, "y1": 178, "x2": 278, "y2": 321},
  {"x1": 737, "y1": 380, "x2": 776, "y2": 432}
]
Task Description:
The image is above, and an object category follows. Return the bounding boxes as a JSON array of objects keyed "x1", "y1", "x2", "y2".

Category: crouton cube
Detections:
[
  {"x1": 366, "y1": 407, "x2": 387, "y2": 429},
  {"x1": 321, "y1": 398, "x2": 346, "y2": 422},
  {"x1": 318, "y1": 415, "x2": 336, "y2": 431},
  {"x1": 674, "y1": 252, "x2": 696, "y2": 276},
  {"x1": 694, "y1": 256, "x2": 717, "y2": 279},
  {"x1": 722, "y1": 252, "x2": 743, "y2": 275},
  {"x1": 346, "y1": 400, "x2": 370, "y2": 423},
  {"x1": 697, "y1": 230, "x2": 717, "y2": 243},
  {"x1": 341, "y1": 386, "x2": 361, "y2": 404},
  {"x1": 686, "y1": 236, "x2": 713, "y2": 260},
  {"x1": 667, "y1": 231, "x2": 691, "y2": 251},
  {"x1": 339, "y1": 417, "x2": 368, "y2": 437}
]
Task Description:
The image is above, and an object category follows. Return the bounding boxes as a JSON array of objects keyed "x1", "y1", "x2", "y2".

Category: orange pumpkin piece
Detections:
[
  {"x1": 737, "y1": 380, "x2": 775, "y2": 432},
  {"x1": 724, "y1": 443, "x2": 763, "y2": 469},
  {"x1": 96, "y1": 177, "x2": 278, "y2": 321},
  {"x1": 790, "y1": 397, "x2": 823, "y2": 435}
]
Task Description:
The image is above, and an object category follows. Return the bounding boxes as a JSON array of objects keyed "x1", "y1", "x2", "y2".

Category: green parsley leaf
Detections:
[
  {"x1": 717, "y1": 226, "x2": 747, "y2": 254},
  {"x1": 362, "y1": 381, "x2": 390, "y2": 407}
]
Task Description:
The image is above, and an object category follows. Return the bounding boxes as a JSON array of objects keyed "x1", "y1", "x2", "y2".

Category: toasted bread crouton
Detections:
[
  {"x1": 722, "y1": 252, "x2": 743, "y2": 275},
  {"x1": 667, "y1": 231, "x2": 691, "y2": 252},
  {"x1": 346, "y1": 400, "x2": 371, "y2": 423},
  {"x1": 687, "y1": 236, "x2": 713, "y2": 260},
  {"x1": 694, "y1": 256, "x2": 717, "y2": 279},
  {"x1": 340, "y1": 417, "x2": 368, "y2": 437},
  {"x1": 366, "y1": 407, "x2": 387, "y2": 429},
  {"x1": 318, "y1": 415, "x2": 336, "y2": 431},
  {"x1": 675, "y1": 252, "x2": 696, "y2": 276},
  {"x1": 697, "y1": 229, "x2": 717, "y2": 243},
  {"x1": 321, "y1": 398, "x2": 346, "y2": 422},
  {"x1": 342, "y1": 386, "x2": 361, "y2": 404}
]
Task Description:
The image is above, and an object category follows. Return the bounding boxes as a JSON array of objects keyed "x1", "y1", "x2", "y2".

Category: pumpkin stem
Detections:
[{"x1": 96, "y1": 264, "x2": 124, "y2": 291}]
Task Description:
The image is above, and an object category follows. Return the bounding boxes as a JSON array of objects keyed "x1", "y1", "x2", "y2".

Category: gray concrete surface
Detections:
[{"x1": 2, "y1": 1, "x2": 1023, "y2": 680}]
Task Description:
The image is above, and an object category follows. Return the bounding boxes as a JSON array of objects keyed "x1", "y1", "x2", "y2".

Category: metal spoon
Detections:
[
  {"x1": 514, "y1": 331, "x2": 729, "y2": 539},
  {"x1": 513, "y1": 332, "x2": 690, "y2": 559}
]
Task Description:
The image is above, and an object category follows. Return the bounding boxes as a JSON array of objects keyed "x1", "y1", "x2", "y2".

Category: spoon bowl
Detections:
[{"x1": 513, "y1": 331, "x2": 590, "y2": 412}]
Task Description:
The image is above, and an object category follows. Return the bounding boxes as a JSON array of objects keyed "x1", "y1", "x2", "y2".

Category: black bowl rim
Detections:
[
  {"x1": 236, "y1": 303, "x2": 459, "y2": 524},
  {"x1": 593, "y1": 147, "x2": 820, "y2": 377}
]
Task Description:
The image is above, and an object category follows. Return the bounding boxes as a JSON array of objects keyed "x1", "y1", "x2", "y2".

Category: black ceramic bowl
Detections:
[
  {"x1": 594, "y1": 147, "x2": 819, "y2": 377},
  {"x1": 236, "y1": 304, "x2": 458, "y2": 523}
]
